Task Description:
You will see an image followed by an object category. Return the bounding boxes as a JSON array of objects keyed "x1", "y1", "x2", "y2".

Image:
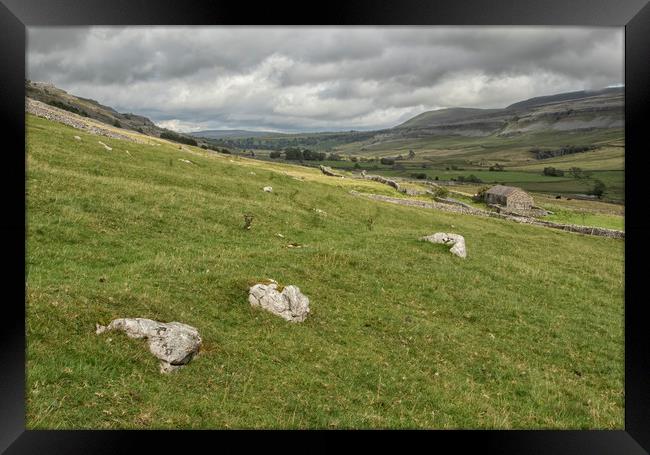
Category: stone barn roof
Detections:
[{"x1": 485, "y1": 185, "x2": 526, "y2": 197}]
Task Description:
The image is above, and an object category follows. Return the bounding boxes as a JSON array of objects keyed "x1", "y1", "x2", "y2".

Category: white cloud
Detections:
[{"x1": 27, "y1": 26, "x2": 624, "y2": 132}]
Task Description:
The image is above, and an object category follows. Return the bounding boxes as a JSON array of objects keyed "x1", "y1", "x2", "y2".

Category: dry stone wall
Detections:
[{"x1": 351, "y1": 191, "x2": 624, "y2": 239}]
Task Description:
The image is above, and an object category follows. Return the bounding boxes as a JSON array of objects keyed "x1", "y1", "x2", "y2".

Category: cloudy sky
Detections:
[{"x1": 27, "y1": 27, "x2": 623, "y2": 133}]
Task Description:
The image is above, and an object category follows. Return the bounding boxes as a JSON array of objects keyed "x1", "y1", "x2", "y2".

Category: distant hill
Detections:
[
  {"x1": 191, "y1": 129, "x2": 284, "y2": 139},
  {"x1": 207, "y1": 87, "x2": 623, "y2": 152},
  {"x1": 26, "y1": 80, "x2": 624, "y2": 157},
  {"x1": 26, "y1": 81, "x2": 167, "y2": 137},
  {"x1": 395, "y1": 107, "x2": 502, "y2": 129},
  {"x1": 506, "y1": 87, "x2": 623, "y2": 110}
]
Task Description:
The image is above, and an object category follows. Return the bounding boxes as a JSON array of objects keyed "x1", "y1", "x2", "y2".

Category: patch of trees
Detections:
[
  {"x1": 46, "y1": 100, "x2": 89, "y2": 117},
  {"x1": 283, "y1": 147, "x2": 328, "y2": 161},
  {"x1": 475, "y1": 186, "x2": 491, "y2": 200},
  {"x1": 489, "y1": 163, "x2": 504, "y2": 171},
  {"x1": 431, "y1": 186, "x2": 449, "y2": 198},
  {"x1": 410, "y1": 173, "x2": 428, "y2": 180},
  {"x1": 453, "y1": 174, "x2": 483, "y2": 183},
  {"x1": 269, "y1": 151, "x2": 282, "y2": 159},
  {"x1": 568, "y1": 167, "x2": 592, "y2": 179},
  {"x1": 456, "y1": 174, "x2": 483, "y2": 183},
  {"x1": 160, "y1": 131, "x2": 198, "y2": 146},
  {"x1": 590, "y1": 180, "x2": 606, "y2": 198},
  {"x1": 543, "y1": 167, "x2": 565, "y2": 177},
  {"x1": 446, "y1": 164, "x2": 464, "y2": 171},
  {"x1": 380, "y1": 157, "x2": 395, "y2": 165},
  {"x1": 531, "y1": 145, "x2": 597, "y2": 160}
]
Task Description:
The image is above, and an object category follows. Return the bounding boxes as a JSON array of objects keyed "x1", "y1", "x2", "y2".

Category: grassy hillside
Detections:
[{"x1": 26, "y1": 114, "x2": 623, "y2": 429}]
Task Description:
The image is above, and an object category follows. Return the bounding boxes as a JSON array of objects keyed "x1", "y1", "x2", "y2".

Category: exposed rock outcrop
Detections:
[
  {"x1": 26, "y1": 97, "x2": 147, "y2": 143},
  {"x1": 248, "y1": 281, "x2": 310, "y2": 322},
  {"x1": 95, "y1": 318, "x2": 202, "y2": 373}
]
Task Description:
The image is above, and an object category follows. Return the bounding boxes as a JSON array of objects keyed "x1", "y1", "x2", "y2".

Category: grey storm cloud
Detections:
[{"x1": 27, "y1": 26, "x2": 623, "y2": 133}]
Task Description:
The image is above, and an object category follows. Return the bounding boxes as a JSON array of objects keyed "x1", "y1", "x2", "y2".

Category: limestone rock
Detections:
[
  {"x1": 95, "y1": 318, "x2": 202, "y2": 373},
  {"x1": 73, "y1": 135, "x2": 81, "y2": 140},
  {"x1": 263, "y1": 186, "x2": 273, "y2": 193},
  {"x1": 421, "y1": 232, "x2": 467, "y2": 258},
  {"x1": 248, "y1": 282, "x2": 310, "y2": 322}
]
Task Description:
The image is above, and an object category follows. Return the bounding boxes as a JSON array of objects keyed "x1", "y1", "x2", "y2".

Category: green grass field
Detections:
[{"x1": 26, "y1": 115, "x2": 624, "y2": 429}]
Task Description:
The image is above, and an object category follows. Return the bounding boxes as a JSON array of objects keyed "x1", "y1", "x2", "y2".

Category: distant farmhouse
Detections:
[{"x1": 484, "y1": 185, "x2": 534, "y2": 211}]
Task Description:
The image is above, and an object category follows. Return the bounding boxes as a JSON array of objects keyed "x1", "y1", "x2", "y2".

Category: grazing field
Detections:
[
  {"x1": 27, "y1": 115, "x2": 623, "y2": 429},
  {"x1": 335, "y1": 129, "x2": 623, "y2": 162},
  {"x1": 322, "y1": 164, "x2": 624, "y2": 202}
]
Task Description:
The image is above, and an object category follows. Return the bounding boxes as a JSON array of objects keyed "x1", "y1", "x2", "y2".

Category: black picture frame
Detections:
[{"x1": 2, "y1": 0, "x2": 649, "y2": 452}]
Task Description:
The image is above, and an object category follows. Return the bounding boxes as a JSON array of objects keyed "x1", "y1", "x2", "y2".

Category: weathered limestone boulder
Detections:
[
  {"x1": 248, "y1": 281, "x2": 310, "y2": 322},
  {"x1": 421, "y1": 232, "x2": 467, "y2": 258},
  {"x1": 96, "y1": 318, "x2": 202, "y2": 373},
  {"x1": 263, "y1": 186, "x2": 273, "y2": 192}
]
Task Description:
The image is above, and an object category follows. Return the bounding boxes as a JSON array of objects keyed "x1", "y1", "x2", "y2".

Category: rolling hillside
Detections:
[
  {"x1": 203, "y1": 87, "x2": 623, "y2": 158},
  {"x1": 192, "y1": 129, "x2": 285, "y2": 139},
  {"x1": 27, "y1": 80, "x2": 624, "y2": 177},
  {"x1": 26, "y1": 113, "x2": 623, "y2": 429}
]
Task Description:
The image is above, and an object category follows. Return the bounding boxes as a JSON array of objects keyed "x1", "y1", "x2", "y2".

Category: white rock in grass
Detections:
[
  {"x1": 248, "y1": 282, "x2": 310, "y2": 322},
  {"x1": 73, "y1": 135, "x2": 81, "y2": 141},
  {"x1": 98, "y1": 141, "x2": 112, "y2": 151},
  {"x1": 95, "y1": 318, "x2": 202, "y2": 373},
  {"x1": 263, "y1": 186, "x2": 273, "y2": 193},
  {"x1": 421, "y1": 232, "x2": 467, "y2": 258}
]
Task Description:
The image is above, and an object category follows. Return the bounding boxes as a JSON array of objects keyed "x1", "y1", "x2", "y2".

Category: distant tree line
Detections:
[
  {"x1": 46, "y1": 100, "x2": 89, "y2": 117},
  {"x1": 201, "y1": 144, "x2": 231, "y2": 154},
  {"x1": 270, "y1": 147, "x2": 344, "y2": 161},
  {"x1": 531, "y1": 145, "x2": 597, "y2": 160},
  {"x1": 453, "y1": 174, "x2": 483, "y2": 183},
  {"x1": 160, "y1": 131, "x2": 198, "y2": 146},
  {"x1": 543, "y1": 167, "x2": 565, "y2": 177},
  {"x1": 209, "y1": 130, "x2": 378, "y2": 151}
]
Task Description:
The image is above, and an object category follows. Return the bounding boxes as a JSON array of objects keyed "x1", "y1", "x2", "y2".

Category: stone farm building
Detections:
[{"x1": 484, "y1": 185, "x2": 534, "y2": 210}]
